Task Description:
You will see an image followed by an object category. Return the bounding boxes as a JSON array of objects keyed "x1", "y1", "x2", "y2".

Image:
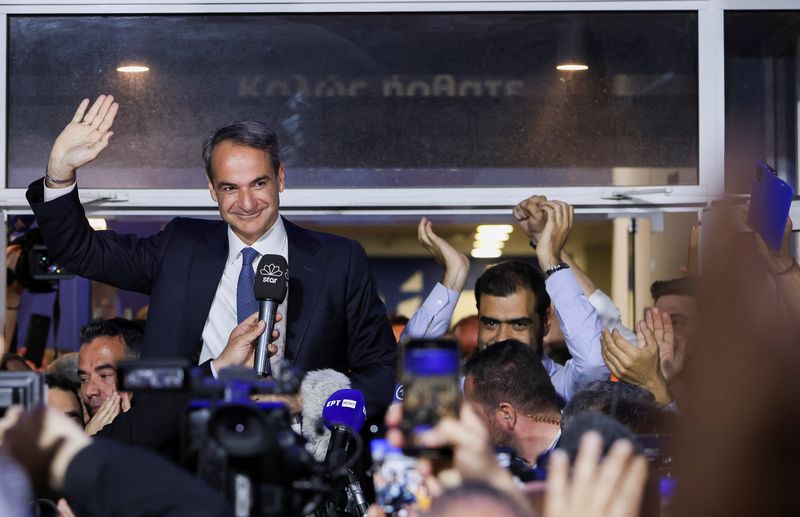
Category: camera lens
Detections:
[{"x1": 209, "y1": 404, "x2": 274, "y2": 457}]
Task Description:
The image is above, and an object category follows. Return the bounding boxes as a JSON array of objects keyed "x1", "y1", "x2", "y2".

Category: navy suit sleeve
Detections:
[
  {"x1": 26, "y1": 179, "x2": 169, "y2": 294},
  {"x1": 343, "y1": 239, "x2": 398, "y2": 419},
  {"x1": 63, "y1": 439, "x2": 229, "y2": 517}
]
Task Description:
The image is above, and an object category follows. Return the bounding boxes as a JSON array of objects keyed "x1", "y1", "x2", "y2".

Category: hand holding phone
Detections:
[
  {"x1": 748, "y1": 160, "x2": 794, "y2": 251},
  {"x1": 400, "y1": 338, "x2": 461, "y2": 456}
]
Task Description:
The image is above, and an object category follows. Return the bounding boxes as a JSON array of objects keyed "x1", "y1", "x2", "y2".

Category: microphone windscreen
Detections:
[
  {"x1": 300, "y1": 369, "x2": 352, "y2": 460},
  {"x1": 254, "y1": 254, "x2": 288, "y2": 301},
  {"x1": 322, "y1": 388, "x2": 367, "y2": 433}
]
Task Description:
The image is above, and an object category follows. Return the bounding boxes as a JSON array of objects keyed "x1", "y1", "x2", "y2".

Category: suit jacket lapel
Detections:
[
  {"x1": 284, "y1": 217, "x2": 323, "y2": 365},
  {"x1": 184, "y1": 222, "x2": 228, "y2": 359}
]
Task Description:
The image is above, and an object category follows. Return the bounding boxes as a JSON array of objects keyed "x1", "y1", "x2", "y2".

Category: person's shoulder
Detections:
[
  {"x1": 162, "y1": 217, "x2": 226, "y2": 240},
  {"x1": 284, "y1": 218, "x2": 359, "y2": 250}
]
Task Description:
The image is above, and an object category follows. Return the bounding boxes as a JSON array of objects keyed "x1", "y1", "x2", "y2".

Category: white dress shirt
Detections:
[{"x1": 199, "y1": 217, "x2": 289, "y2": 375}]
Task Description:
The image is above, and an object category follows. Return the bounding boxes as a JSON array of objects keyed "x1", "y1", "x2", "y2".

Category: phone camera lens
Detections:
[{"x1": 756, "y1": 168, "x2": 764, "y2": 182}]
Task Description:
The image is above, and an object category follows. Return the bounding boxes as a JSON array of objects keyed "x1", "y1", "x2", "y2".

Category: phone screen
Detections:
[
  {"x1": 370, "y1": 438, "x2": 431, "y2": 515},
  {"x1": 748, "y1": 160, "x2": 795, "y2": 250},
  {"x1": 400, "y1": 338, "x2": 460, "y2": 455}
]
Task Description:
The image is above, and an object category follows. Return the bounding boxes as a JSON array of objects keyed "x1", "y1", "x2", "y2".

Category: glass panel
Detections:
[
  {"x1": 8, "y1": 13, "x2": 698, "y2": 189},
  {"x1": 725, "y1": 11, "x2": 800, "y2": 193}
]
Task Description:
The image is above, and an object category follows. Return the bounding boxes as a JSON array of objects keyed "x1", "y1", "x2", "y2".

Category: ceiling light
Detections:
[
  {"x1": 117, "y1": 64, "x2": 150, "y2": 73},
  {"x1": 556, "y1": 63, "x2": 589, "y2": 71},
  {"x1": 472, "y1": 240, "x2": 506, "y2": 249},
  {"x1": 476, "y1": 224, "x2": 513, "y2": 234},
  {"x1": 475, "y1": 231, "x2": 510, "y2": 242},
  {"x1": 471, "y1": 248, "x2": 502, "y2": 258},
  {"x1": 88, "y1": 218, "x2": 107, "y2": 231},
  {"x1": 556, "y1": 18, "x2": 589, "y2": 73}
]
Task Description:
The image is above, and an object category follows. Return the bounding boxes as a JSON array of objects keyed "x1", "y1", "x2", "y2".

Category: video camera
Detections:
[
  {"x1": 116, "y1": 360, "x2": 359, "y2": 517},
  {"x1": 8, "y1": 228, "x2": 73, "y2": 293},
  {"x1": 0, "y1": 371, "x2": 45, "y2": 417}
]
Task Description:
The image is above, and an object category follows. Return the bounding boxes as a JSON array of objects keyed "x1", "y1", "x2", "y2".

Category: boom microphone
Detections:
[
  {"x1": 300, "y1": 369, "x2": 352, "y2": 461},
  {"x1": 253, "y1": 254, "x2": 289, "y2": 377}
]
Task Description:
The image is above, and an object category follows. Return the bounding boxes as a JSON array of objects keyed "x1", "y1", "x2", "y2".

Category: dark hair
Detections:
[
  {"x1": 474, "y1": 260, "x2": 551, "y2": 318},
  {"x1": 562, "y1": 381, "x2": 668, "y2": 435},
  {"x1": 79, "y1": 318, "x2": 144, "y2": 360},
  {"x1": 425, "y1": 480, "x2": 531, "y2": 517},
  {"x1": 44, "y1": 372, "x2": 79, "y2": 394},
  {"x1": 650, "y1": 277, "x2": 695, "y2": 302},
  {"x1": 464, "y1": 339, "x2": 559, "y2": 415},
  {"x1": 202, "y1": 121, "x2": 281, "y2": 181},
  {"x1": 0, "y1": 353, "x2": 30, "y2": 371}
]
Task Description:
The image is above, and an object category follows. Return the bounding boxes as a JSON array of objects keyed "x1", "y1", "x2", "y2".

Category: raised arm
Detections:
[
  {"x1": 520, "y1": 198, "x2": 607, "y2": 399},
  {"x1": 402, "y1": 218, "x2": 469, "y2": 340}
]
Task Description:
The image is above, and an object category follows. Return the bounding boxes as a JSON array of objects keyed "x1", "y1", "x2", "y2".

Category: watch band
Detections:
[
  {"x1": 544, "y1": 262, "x2": 570, "y2": 278},
  {"x1": 45, "y1": 169, "x2": 76, "y2": 186}
]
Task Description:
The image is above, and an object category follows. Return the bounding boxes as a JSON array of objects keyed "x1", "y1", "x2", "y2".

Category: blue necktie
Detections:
[{"x1": 237, "y1": 247, "x2": 260, "y2": 323}]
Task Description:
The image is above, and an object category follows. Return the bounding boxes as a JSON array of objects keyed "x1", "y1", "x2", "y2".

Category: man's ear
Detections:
[
  {"x1": 277, "y1": 163, "x2": 286, "y2": 193},
  {"x1": 498, "y1": 402, "x2": 517, "y2": 430},
  {"x1": 207, "y1": 177, "x2": 218, "y2": 203}
]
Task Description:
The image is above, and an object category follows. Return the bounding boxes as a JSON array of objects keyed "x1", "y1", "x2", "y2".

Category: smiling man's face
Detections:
[{"x1": 207, "y1": 141, "x2": 286, "y2": 245}]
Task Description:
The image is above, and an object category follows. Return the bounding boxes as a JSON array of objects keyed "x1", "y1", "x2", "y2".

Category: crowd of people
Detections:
[{"x1": 0, "y1": 94, "x2": 798, "y2": 516}]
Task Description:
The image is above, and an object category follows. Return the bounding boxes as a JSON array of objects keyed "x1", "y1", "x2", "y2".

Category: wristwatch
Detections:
[{"x1": 544, "y1": 262, "x2": 570, "y2": 278}]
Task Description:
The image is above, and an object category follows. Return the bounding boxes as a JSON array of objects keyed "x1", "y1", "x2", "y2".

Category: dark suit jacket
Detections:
[
  {"x1": 27, "y1": 179, "x2": 397, "y2": 418},
  {"x1": 64, "y1": 439, "x2": 229, "y2": 517}
]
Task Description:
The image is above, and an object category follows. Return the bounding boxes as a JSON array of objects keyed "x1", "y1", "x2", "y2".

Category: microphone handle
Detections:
[
  {"x1": 254, "y1": 298, "x2": 280, "y2": 377},
  {"x1": 324, "y1": 425, "x2": 352, "y2": 469},
  {"x1": 345, "y1": 470, "x2": 369, "y2": 517}
]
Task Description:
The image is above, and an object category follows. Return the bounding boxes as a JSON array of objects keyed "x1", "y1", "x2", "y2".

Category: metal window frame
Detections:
[{"x1": 0, "y1": 0, "x2": 796, "y2": 219}]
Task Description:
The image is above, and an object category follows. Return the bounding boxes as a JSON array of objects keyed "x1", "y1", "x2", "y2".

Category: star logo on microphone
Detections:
[{"x1": 260, "y1": 263, "x2": 285, "y2": 278}]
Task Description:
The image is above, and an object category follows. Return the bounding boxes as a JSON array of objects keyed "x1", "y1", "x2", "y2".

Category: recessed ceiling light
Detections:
[
  {"x1": 476, "y1": 224, "x2": 514, "y2": 233},
  {"x1": 471, "y1": 248, "x2": 503, "y2": 258},
  {"x1": 556, "y1": 63, "x2": 589, "y2": 71},
  {"x1": 117, "y1": 64, "x2": 150, "y2": 73}
]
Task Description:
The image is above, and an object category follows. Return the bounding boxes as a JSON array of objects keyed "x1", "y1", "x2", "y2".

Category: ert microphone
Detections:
[
  {"x1": 253, "y1": 254, "x2": 289, "y2": 377},
  {"x1": 321, "y1": 388, "x2": 368, "y2": 517},
  {"x1": 322, "y1": 388, "x2": 367, "y2": 468}
]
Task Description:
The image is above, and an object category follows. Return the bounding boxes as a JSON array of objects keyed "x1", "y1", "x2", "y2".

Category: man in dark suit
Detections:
[{"x1": 27, "y1": 94, "x2": 396, "y2": 419}]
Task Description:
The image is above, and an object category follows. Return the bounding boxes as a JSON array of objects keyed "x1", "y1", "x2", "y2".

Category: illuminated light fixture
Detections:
[
  {"x1": 117, "y1": 64, "x2": 150, "y2": 73},
  {"x1": 556, "y1": 63, "x2": 589, "y2": 71},
  {"x1": 476, "y1": 224, "x2": 513, "y2": 234},
  {"x1": 556, "y1": 18, "x2": 589, "y2": 72},
  {"x1": 475, "y1": 231, "x2": 510, "y2": 242},
  {"x1": 471, "y1": 248, "x2": 503, "y2": 259},
  {"x1": 473, "y1": 239, "x2": 506, "y2": 249},
  {"x1": 88, "y1": 218, "x2": 107, "y2": 231}
]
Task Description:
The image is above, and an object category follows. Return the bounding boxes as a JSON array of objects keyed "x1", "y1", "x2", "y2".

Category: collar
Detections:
[
  {"x1": 544, "y1": 428, "x2": 562, "y2": 454},
  {"x1": 226, "y1": 216, "x2": 288, "y2": 265}
]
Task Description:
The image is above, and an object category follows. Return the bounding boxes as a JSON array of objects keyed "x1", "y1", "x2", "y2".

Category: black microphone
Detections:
[{"x1": 253, "y1": 254, "x2": 288, "y2": 377}]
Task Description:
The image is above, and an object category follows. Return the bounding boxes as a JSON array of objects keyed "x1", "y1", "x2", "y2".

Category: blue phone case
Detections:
[{"x1": 748, "y1": 160, "x2": 794, "y2": 251}]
